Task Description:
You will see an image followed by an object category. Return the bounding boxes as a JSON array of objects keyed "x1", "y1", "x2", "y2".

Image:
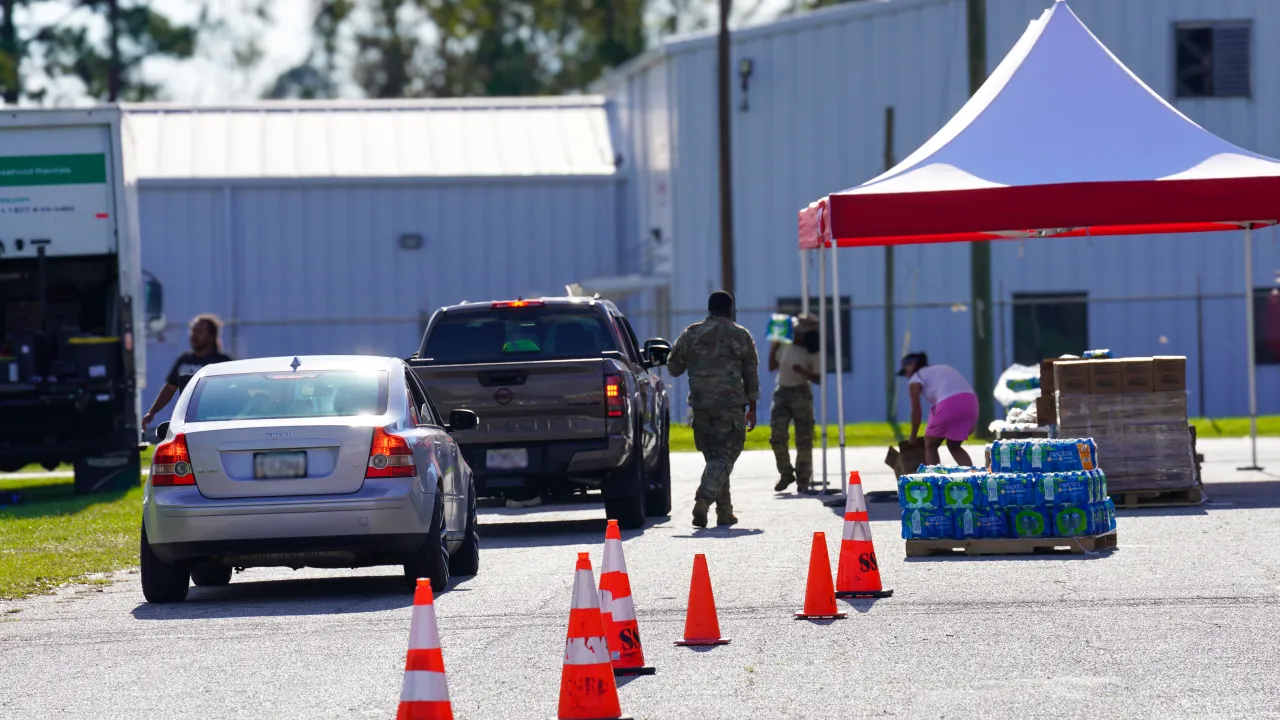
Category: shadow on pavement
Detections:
[
  {"x1": 839, "y1": 597, "x2": 888, "y2": 614},
  {"x1": 129, "y1": 572, "x2": 448, "y2": 620},
  {"x1": 670, "y1": 527, "x2": 765, "y2": 539}
]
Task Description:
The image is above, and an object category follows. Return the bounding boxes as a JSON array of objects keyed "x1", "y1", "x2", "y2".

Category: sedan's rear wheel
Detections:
[
  {"x1": 140, "y1": 525, "x2": 190, "y2": 603},
  {"x1": 405, "y1": 491, "x2": 450, "y2": 593}
]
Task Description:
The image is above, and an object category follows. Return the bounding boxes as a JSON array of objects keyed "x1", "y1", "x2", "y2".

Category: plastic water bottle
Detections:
[{"x1": 902, "y1": 508, "x2": 954, "y2": 539}]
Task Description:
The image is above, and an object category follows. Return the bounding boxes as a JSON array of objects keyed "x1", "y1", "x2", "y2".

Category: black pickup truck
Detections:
[{"x1": 407, "y1": 297, "x2": 671, "y2": 529}]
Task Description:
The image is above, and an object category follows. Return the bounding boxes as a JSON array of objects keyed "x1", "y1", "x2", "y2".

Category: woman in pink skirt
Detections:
[{"x1": 898, "y1": 352, "x2": 979, "y2": 467}]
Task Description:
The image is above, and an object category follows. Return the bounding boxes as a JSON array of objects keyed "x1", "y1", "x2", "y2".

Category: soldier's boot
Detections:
[
  {"x1": 716, "y1": 509, "x2": 738, "y2": 527},
  {"x1": 692, "y1": 498, "x2": 711, "y2": 528},
  {"x1": 774, "y1": 472, "x2": 796, "y2": 492}
]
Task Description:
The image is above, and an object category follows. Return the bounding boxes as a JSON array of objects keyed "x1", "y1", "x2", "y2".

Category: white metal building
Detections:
[
  {"x1": 601, "y1": 0, "x2": 1280, "y2": 423},
  {"x1": 127, "y1": 98, "x2": 627, "y2": 423}
]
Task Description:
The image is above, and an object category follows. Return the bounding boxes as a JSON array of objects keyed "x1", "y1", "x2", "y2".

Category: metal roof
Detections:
[{"x1": 122, "y1": 97, "x2": 619, "y2": 181}]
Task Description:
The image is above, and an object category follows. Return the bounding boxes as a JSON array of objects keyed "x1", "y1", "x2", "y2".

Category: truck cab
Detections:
[{"x1": 0, "y1": 107, "x2": 163, "y2": 492}]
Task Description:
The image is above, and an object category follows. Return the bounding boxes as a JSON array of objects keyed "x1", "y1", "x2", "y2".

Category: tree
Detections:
[
  {"x1": 264, "y1": 0, "x2": 352, "y2": 99},
  {"x1": 1, "y1": 0, "x2": 27, "y2": 104},
  {"x1": 36, "y1": 0, "x2": 197, "y2": 101}
]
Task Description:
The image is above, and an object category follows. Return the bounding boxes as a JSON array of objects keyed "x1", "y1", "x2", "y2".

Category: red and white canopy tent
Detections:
[{"x1": 799, "y1": 0, "x2": 1276, "y2": 494}]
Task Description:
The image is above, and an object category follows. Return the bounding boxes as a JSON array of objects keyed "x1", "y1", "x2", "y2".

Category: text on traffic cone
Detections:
[
  {"x1": 600, "y1": 520, "x2": 655, "y2": 676},
  {"x1": 674, "y1": 553, "x2": 730, "y2": 646},
  {"x1": 397, "y1": 579, "x2": 454, "y2": 720},
  {"x1": 559, "y1": 553, "x2": 628, "y2": 720},
  {"x1": 836, "y1": 471, "x2": 894, "y2": 599},
  {"x1": 795, "y1": 532, "x2": 847, "y2": 620}
]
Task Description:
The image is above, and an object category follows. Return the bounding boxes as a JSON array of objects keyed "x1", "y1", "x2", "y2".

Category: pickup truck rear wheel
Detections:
[
  {"x1": 645, "y1": 414, "x2": 672, "y2": 517},
  {"x1": 606, "y1": 444, "x2": 647, "y2": 530}
]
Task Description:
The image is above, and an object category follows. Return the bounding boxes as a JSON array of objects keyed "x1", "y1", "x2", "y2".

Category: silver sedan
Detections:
[{"x1": 139, "y1": 355, "x2": 479, "y2": 603}]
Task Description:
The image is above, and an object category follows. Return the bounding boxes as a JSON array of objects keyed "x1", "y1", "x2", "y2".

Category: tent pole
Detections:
[
  {"x1": 1239, "y1": 226, "x2": 1263, "y2": 471},
  {"x1": 800, "y1": 249, "x2": 809, "y2": 316},
  {"x1": 818, "y1": 244, "x2": 828, "y2": 494},
  {"x1": 833, "y1": 243, "x2": 847, "y2": 499}
]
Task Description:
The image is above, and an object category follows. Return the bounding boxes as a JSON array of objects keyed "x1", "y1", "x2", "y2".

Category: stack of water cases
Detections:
[{"x1": 899, "y1": 440, "x2": 1117, "y2": 541}]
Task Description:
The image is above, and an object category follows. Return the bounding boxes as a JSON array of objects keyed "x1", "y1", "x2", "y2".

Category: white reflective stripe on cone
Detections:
[
  {"x1": 844, "y1": 486, "x2": 867, "y2": 514},
  {"x1": 843, "y1": 520, "x2": 873, "y2": 542},
  {"x1": 408, "y1": 606, "x2": 442, "y2": 650},
  {"x1": 400, "y1": 671, "x2": 450, "y2": 702},
  {"x1": 563, "y1": 636, "x2": 613, "y2": 665},
  {"x1": 609, "y1": 594, "x2": 636, "y2": 622},
  {"x1": 604, "y1": 540, "x2": 627, "y2": 573},
  {"x1": 599, "y1": 588, "x2": 614, "y2": 610},
  {"x1": 572, "y1": 570, "x2": 599, "y2": 609}
]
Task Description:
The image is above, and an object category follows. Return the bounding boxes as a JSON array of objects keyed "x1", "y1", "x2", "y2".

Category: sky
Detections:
[{"x1": 19, "y1": 0, "x2": 795, "y2": 105}]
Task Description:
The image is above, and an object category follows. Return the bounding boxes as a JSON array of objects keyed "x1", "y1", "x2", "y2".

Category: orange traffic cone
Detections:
[
  {"x1": 599, "y1": 520, "x2": 655, "y2": 676},
  {"x1": 836, "y1": 471, "x2": 894, "y2": 599},
  {"x1": 794, "y1": 532, "x2": 847, "y2": 620},
  {"x1": 674, "y1": 554, "x2": 730, "y2": 646},
  {"x1": 396, "y1": 579, "x2": 454, "y2": 720},
  {"x1": 559, "y1": 553, "x2": 631, "y2": 720}
]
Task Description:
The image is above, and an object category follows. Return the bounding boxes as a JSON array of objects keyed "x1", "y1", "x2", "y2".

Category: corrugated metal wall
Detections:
[
  {"x1": 608, "y1": 0, "x2": 1280, "y2": 423},
  {"x1": 139, "y1": 178, "x2": 622, "y2": 425}
]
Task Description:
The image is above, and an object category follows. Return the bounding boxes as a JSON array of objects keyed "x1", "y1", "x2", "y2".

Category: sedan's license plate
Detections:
[
  {"x1": 254, "y1": 451, "x2": 307, "y2": 479},
  {"x1": 487, "y1": 448, "x2": 528, "y2": 469}
]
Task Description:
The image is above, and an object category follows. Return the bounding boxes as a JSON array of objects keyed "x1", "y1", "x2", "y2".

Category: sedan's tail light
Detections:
[
  {"x1": 605, "y1": 374, "x2": 624, "y2": 418},
  {"x1": 367, "y1": 427, "x2": 417, "y2": 478},
  {"x1": 151, "y1": 434, "x2": 195, "y2": 486}
]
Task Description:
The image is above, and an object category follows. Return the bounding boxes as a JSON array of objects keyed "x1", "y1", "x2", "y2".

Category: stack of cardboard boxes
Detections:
[{"x1": 1047, "y1": 356, "x2": 1197, "y2": 493}]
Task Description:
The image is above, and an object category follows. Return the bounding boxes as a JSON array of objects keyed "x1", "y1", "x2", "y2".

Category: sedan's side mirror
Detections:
[
  {"x1": 643, "y1": 338, "x2": 672, "y2": 368},
  {"x1": 447, "y1": 409, "x2": 479, "y2": 432},
  {"x1": 154, "y1": 421, "x2": 170, "y2": 443}
]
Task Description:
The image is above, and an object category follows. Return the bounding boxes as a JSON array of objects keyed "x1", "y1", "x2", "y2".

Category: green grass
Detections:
[
  {"x1": 0, "y1": 475, "x2": 142, "y2": 600},
  {"x1": 16, "y1": 446, "x2": 153, "y2": 475}
]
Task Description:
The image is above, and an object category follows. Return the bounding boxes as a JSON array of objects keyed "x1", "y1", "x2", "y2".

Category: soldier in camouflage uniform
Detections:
[
  {"x1": 768, "y1": 314, "x2": 821, "y2": 493},
  {"x1": 666, "y1": 291, "x2": 760, "y2": 528}
]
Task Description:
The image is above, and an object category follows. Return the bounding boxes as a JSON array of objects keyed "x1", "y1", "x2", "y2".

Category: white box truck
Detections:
[{"x1": 0, "y1": 106, "x2": 165, "y2": 492}]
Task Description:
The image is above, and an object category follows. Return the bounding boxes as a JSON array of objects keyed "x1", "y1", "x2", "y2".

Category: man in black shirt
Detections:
[{"x1": 141, "y1": 314, "x2": 235, "y2": 432}]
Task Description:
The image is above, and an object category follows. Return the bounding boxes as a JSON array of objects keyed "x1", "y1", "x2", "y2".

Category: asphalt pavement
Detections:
[{"x1": 4, "y1": 438, "x2": 1280, "y2": 719}]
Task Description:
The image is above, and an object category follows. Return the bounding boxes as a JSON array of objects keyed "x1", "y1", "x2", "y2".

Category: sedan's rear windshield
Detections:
[
  {"x1": 186, "y1": 370, "x2": 390, "y2": 422},
  {"x1": 420, "y1": 307, "x2": 618, "y2": 365}
]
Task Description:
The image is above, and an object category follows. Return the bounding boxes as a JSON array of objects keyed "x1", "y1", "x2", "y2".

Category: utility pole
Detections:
[
  {"x1": 717, "y1": 0, "x2": 736, "y2": 299},
  {"x1": 883, "y1": 106, "x2": 902, "y2": 439},
  {"x1": 108, "y1": 0, "x2": 121, "y2": 101},
  {"x1": 967, "y1": 0, "x2": 995, "y2": 436}
]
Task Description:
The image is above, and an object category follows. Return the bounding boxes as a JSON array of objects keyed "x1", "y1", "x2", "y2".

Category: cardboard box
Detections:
[
  {"x1": 1121, "y1": 358, "x2": 1155, "y2": 393},
  {"x1": 885, "y1": 440, "x2": 927, "y2": 478},
  {"x1": 1089, "y1": 359, "x2": 1125, "y2": 395},
  {"x1": 1036, "y1": 394, "x2": 1057, "y2": 425},
  {"x1": 1152, "y1": 356, "x2": 1187, "y2": 392},
  {"x1": 1054, "y1": 360, "x2": 1092, "y2": 395},
  {"x1": 1040, "y1": 358, "x2": 1060, "y2": 394}
]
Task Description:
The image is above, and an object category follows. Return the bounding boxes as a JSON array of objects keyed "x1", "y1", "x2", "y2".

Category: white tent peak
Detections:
[{"x1": 844, "y1": 0, "x2": 1280, "y2": 196}]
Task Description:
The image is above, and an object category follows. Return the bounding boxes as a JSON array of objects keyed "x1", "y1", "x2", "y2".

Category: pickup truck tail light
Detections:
[
  {"x1": 151, "y1": 434, "x2": 195, "y2": 486},
  {"x1": 367, "y1": 427, "x2": 417, "y2": 479},
  {"x1": 492, "y1": 300, "x2": 544, "y2": 309},
  {"x1": 605, "y1": 374, "x2": 624, "y2": 418}
]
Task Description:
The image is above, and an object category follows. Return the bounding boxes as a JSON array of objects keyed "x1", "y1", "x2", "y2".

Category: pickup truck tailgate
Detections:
[{"x1": 413, "y1": 360, "x2": 609, "y2": 443}]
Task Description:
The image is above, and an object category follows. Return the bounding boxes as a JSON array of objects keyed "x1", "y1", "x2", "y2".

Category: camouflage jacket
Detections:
[{"x1": 667, "y1": 314, "x2": 760, "y2": 410}]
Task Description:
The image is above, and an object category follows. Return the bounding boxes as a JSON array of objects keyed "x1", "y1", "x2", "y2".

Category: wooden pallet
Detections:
[
  {"x1": 905, "y1": 532, "x2": 1118, "y2": 557},
  {"x1": 1112, "y1": 485, "x2": 1204, "y2": 509}
]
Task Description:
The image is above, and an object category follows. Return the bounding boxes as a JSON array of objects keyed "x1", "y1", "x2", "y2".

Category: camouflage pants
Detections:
[
  {"x1": 691, "y1": 407, "x2": 746, "y2": 514},
  {"x1": 770, "y1": 385, "x2": 815, "y2": 486}
]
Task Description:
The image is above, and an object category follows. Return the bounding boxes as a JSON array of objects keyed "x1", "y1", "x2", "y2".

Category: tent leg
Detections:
[
  {"x1": 1239, "y1": 226, "x2": 1263, "y2": 472},
  {"x1": 800, "y1": 249, "x2": 810, "y2": 316},
  {"x1": 818, "y1": 245, "x2": 828, "y2": 495},
  {"x1": 832, "y1": 245, "x2": 847, "y2": 498}
]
